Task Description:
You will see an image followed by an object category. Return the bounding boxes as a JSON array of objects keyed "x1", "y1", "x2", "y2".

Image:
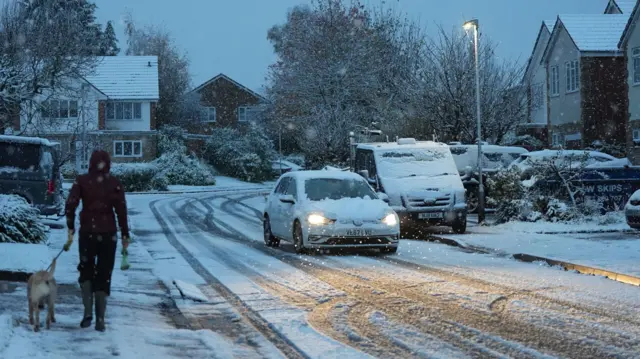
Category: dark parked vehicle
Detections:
[{"x1": 0, "y1": 135, "x2": 64, "y2": 216}]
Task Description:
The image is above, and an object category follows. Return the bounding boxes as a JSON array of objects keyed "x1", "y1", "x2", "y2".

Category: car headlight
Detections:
[
  {"x1": 382, "y1": 213, "x2": 398, "y2": 226},
  {"x1": 307, "y1": 214, "x2": 332, "y2": 225}
]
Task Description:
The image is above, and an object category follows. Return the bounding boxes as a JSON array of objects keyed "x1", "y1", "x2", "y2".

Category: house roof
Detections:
[
  {"x1": 85, "y1": 56, "x2": 160, "y2": 100},
  {"x1": 542, "y1": 14, "x2": 627, "y2": 62},
  {"x1": 543, "y1": 19, "x2": 555, "y2": 33},
  {"x1": 618, "y1": 0, "x2": 640, "y2": 48},
  {"x1": 608, "y1": 0, "x2": 637, "y2": 14},
  {"x1": 523, "y1": 21, "x2": 553, "y2": 83},
  {"x1": 191, "y1": 73, "x2": 267, "y2": 102}
]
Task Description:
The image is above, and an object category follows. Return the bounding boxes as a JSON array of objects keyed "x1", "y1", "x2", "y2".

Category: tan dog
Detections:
[{"x1": 27, "y1": 258, "x2": 58, "y2": 332}]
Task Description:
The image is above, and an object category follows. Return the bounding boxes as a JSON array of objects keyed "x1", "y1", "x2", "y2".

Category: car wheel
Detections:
[
  {"x1": 452, "y1": 217, "x2": 467, "y2": 234},
  {"x1": 381, "y1": 246, "x2": 398, "y2": 254},
  {"x1": 263, "y1": 217, "x2": 280, "y2": 247},
  {"x1": 293, "y1": 220, "x2": 306, "y2": 254}
]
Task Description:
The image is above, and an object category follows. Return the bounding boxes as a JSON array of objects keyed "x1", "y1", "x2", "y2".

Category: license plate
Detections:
[
  {"x1": 418, "y1": 212, "x2": 443, "y2": 219},
  {"x1": 345, "y1": 229, "x2": 373, "y2": 236}
]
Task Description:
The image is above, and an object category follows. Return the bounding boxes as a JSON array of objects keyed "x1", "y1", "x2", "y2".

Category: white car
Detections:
[
  {"x1": 263, "y1": 170, "x2": 400, "y2": 254},
  {"x1": 625, "y1": 190, "x2": 640, "y2": 229}
]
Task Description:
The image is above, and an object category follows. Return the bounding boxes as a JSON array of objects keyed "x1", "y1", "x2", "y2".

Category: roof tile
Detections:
[
  {"x1": 85, "y1": 56, "x2": 159, "y2": 100},
  {"x1": 559, "y1": 14, "x2": 628, "y2": 52}
]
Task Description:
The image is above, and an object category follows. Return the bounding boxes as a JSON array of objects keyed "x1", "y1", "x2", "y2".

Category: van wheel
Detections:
[{"x1": 452, "y1": 218, "x2": 467, "y2": 234}]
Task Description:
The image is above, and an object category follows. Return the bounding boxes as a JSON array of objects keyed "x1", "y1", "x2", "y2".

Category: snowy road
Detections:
[{"x1": 140, "y1": 189, "x2": 640, "y2": 359}]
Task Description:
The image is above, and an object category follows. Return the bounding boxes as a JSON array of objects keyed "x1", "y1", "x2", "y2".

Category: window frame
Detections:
[
  {"x1": 565, "y1": 60, "x2": 579, "y2": 93},
  {"x1": 113, "y1": 140, "x2": 143, "y2": 158},
  {"x1": 633, "y1": 47, "x2": 640, "y2": 85},
  {"x1": 551, "y1": 133, "x2": 564, "y2": 147},
  {"x1": 633, "y1": 128, "x2": 640, "y2": 144},
  {"x1": 549, "y1": 66, "x2": 560, "y2": 96},
  {"x1": 43, "y1": 99, "x2": 79, "y2": 119},
  {"x1": 106, "y1": 102, "x2": 143, "y2": 121},
  {"x1": 200, "y1": 106, "x2": 217, "y2": 123}
]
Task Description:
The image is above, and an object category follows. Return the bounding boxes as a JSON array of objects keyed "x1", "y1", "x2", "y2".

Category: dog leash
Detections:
[{"x1": 46, "y1": 248, "x2": 65, "y2": 272}]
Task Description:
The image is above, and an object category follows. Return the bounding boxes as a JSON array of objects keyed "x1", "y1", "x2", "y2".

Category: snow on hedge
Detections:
[
  {"x1": 110, "y1": 163, "x2": 168, "y2": 192},
  {"x1": 0, "y1": 195, "x2": 47, "y2": 244},
  {"x1": 153, "y1": 152, "x2": 216, "y2": 186}
]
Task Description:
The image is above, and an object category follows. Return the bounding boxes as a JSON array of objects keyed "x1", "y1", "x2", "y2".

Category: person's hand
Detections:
[
  {"x1": 63, "y1": 230, "x2": 74, "y2": 251},
  {"x1": 122, "y1": 235, "x2": 130, "y2": 250}
]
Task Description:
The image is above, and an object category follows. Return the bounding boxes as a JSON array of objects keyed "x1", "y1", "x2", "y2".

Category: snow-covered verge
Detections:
[
  {"x1": 0, "y1": 195, "x2": 47, "y2": 244},
  {"x1": 440, "y1": 230, "x2": 640, "y2": 278},
  {"x1": 485, "y1": 211, "x2": 628, "y2": 234}
]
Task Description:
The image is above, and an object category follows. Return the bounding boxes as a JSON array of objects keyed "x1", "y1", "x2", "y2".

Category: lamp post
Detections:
[{"x1": 463, "y1": 18, "x2": 485, "y2": 224}]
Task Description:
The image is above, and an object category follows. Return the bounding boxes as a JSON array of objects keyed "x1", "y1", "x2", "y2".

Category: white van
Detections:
[{"x1": 354, "y1": 138, "x2": 467, "y2": 233}]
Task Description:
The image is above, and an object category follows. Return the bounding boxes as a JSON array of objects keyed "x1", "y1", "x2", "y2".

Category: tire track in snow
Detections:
[
  {"x1": 149, "y1": 196, "x2": 307, "y2": 359},
  {"x1": 210, "y1": 193, "x2": 640, "y2": 359}
]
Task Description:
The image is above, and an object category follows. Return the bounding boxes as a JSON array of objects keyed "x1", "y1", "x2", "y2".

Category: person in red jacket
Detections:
[{"x1": 64, "y1": 149, "x2": 130, "y2": 332}]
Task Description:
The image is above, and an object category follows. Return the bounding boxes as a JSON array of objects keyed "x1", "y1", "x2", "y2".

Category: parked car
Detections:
[
  {"x1": 263, "y1": 170, "x2": 400, "y2": 254},
  {"x1": 354, "y1": 138, "x2": 467, "y2": 233},
  {"x1": 0, "y1": 135, "x2": 63, "y2": 216},
  {"x1": 449, "y1": 144, "x2": 529, "y2": 212},
  {"x1": 625, "y1": 190, "x2": 640, "y2": 229},
  {"x1": 271, "y1": 159, "x2": 303, "y2": 175},
  {"x1": 508, "y1": 149, "x2": 618, "y2": 180}
]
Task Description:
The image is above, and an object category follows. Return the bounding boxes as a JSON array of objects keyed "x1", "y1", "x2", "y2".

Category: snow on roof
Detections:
[
  {"x1": 357, "y1": 140, "x2": 449, "y2": 152},
  {"x1": 558, "y1": 14, "x2": 628, "y2": 52},
  {"x1": 613, "y1": 0, "x2": 636, "y2": 14},
  {"x1": 287, "y1": 170, "x2": 363, "y2": 181},
  {"x1": 85, "y1": 56, "x2": 159, "y2": 100},
  {"x1": 0, "y1": 135, "x2": 55, "y2": 146},
  {"x1": 522, "y1": 149, "x2": 616, "y2": 160}
]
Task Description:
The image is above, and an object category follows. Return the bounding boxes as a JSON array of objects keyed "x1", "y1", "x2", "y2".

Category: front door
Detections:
[{"x1": 75, "y1": 141, "x2": 89, "y2": 174}]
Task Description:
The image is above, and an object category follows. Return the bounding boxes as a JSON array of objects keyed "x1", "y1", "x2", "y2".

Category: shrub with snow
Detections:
[
  {"x1": 0, "y1": 195, "x2": 47, "y2": 244},
  {"x1": 60, "y1": 162, "x2": 78, "y2": 179},
  {"x1": 486, "y1": 167, "x2": 524, "y2": 204},
  {"x1": 204, "y1": 126, "x2": 276, "y2": 182},
  {"x1": 158, "y1": 125, "x2": 187, "y2": 155},
  {"x1": 153, "y1": 151, "x2": 216, "y2": 186},
  {"x1": 110, "y1": 163, "x2": 168, "y2": 192}
]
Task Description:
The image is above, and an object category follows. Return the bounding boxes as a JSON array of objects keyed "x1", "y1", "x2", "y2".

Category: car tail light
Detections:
[{"x1": 47, "y1": 179, "x2": 55, "y2": 194}]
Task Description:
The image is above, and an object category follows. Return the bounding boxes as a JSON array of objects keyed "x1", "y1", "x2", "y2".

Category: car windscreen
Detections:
[
  {"x1": 376, "y1": 147, "x2": 459, "y2": 179},
  {"x1": 0, "y1": 142, "x2": 41, "y2": 171},
  {"x1": 304, "y1": 178, "x2": 376, "y2": 201}
]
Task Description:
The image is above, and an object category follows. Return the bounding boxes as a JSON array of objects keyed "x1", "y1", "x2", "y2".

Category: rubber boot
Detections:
[
  {"x1": 80, "y1": 281, "x2": 93, "y2": 328},
  {"x1": 94, "y1": 291, "x2": 107, "y2": 332}
]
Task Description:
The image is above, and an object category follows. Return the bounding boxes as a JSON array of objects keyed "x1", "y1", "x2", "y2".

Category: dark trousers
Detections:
[{"x1": 77, "y1": 232, "x2": 117, "y2": 296}]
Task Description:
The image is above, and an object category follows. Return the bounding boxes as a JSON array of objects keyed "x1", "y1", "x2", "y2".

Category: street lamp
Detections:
[{"x1": 463, "y1": 18, "x2": 485, "y2": 224}]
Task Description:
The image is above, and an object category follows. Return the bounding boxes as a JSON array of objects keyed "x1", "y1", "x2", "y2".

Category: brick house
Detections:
[
  {"x1": 618, "y1": 0, "x2": 640, "y2": 163},
  {"x1": 4, "y1": 56, "x2": 159, "y2": 172},
  {"x1": 540, "y1": 14, "x2": 629, "y2": 150},
  {"x1": 184, "y1": 73, "x2": 268, "y2": 154}
]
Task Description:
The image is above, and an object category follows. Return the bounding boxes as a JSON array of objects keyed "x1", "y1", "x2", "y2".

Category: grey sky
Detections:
[{"x1": 93, "y1": 0, "x2": 606, "y2": 93}]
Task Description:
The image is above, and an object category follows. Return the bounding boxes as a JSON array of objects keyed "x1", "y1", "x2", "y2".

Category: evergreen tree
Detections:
[{"x1": 100, "y1": 21, "x2": 120, "y2": 56}]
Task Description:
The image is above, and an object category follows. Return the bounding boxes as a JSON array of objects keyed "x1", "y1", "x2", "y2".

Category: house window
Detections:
[
  {"x1": 565, "y1": 60, "x2": 579, "y2": 93},
  {"x1": 113, "y1": 140, "x2": 143, "y2": 158},
  {"x1": 551, "y1": 133, "x2": 564, "y2": 147},
  {"x1": 43, "y1": 100, "x2": 79, "y2": 119},
  {"x1": 550, "y1": 66, "x2": 559, "y2": 96},
  {"x1": 200, "y1": 106, "x2": 216, "y2": 122},
  {"x1": 633, "y1": 47, "x2": 640, "y2": 85},
  {"x1": 530, "y1": 83, "x2": 544, "y2": 110},
  {"x1": 633, "y1": 129, "x2": 640, "y2": 144},
  {"x1": 106, "y1": 102, "x2": 142, "y2": 120}
]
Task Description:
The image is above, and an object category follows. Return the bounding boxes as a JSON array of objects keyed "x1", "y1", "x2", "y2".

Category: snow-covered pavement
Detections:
[{"x1": 3, "y1": 186, "x2": 640, "y2": 358}]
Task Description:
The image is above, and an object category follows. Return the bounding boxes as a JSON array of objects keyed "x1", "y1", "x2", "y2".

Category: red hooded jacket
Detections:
[{"x1": 65, "y1": 150, "x2": 129, "y2": 237}]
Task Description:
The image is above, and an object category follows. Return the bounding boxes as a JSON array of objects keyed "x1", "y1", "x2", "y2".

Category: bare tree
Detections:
[
  {"x1": 0, "y1": 0, "x2": 100, "y2": 132},
  {"x1": 124, "y1": 13, "x2": 191, "y2": 128},
  {"x1": 423, "y1": 26, "x2": 526, "y2": 144}
]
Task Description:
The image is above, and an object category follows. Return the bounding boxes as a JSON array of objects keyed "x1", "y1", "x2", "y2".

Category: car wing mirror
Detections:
[
  {"x1": 279, "y1": 194, "x2": 296, "y2": 204},
  {"x1": 357, "y1": 169, "x2": 369, "y2": 179}
]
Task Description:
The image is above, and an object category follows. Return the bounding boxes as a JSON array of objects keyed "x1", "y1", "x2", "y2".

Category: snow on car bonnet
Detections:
[{"x1": 308, "y1": 197, "x2": 390, "y2": 220}]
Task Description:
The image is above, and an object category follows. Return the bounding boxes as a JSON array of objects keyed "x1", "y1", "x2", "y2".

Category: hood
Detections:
[
  {"x1": 379, "y1": 175, "x2": 464, "y2": 195},
  {"x1": 88, "y1": 150, "x2": 111, "y2": 174},
  {"x1": 306, "y1": 197, "x2": 391, "y2": 220}
]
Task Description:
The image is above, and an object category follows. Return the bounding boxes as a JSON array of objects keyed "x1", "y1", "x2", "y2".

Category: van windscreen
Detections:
[
  {"x1": 0, "y1": 142, "x2": 41, "y2": 171},
  {"x1": 377, "y1": 147, "x2": 459, "y2": 179}
]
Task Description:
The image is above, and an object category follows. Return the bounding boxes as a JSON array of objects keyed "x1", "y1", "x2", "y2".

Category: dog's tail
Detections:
[{"x1": 49, "y1": 257, "x2": 57, "y2": 275}]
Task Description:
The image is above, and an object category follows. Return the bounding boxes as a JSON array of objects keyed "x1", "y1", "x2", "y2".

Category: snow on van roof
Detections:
[
  {"x1": 357, "y1": 140, "x2": 449, "y2": 151},
  {"x1": 522, "y1": 149, "x2": 616, "y2": 159},
  {"x1": 449, "y1": 144, "x2": 529, "y2": 154},
  {"x1": 0, "y1": 135, "x2": 55, "y2": 147},
  {"x1": 286, "y1": 170, "x2": 362, "y2": 181}
]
